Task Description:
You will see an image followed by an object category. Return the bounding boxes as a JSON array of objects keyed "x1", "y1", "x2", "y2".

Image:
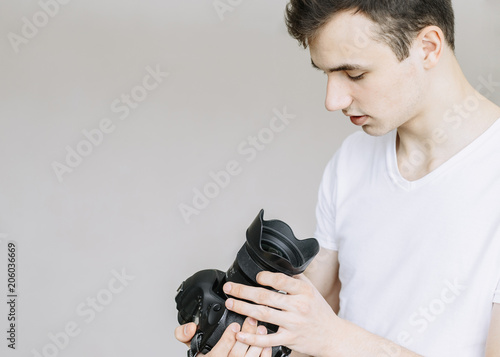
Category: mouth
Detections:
[{"x1": 348, "y1": 115, "x2": 369, "y2": 126}]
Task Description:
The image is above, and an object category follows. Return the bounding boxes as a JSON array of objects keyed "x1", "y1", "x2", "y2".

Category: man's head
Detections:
[
  {"x1": 285, "y1": 0, "x2": 458, "y2": 136},
  {"x1": 285, "y1": 0, "x2": 455, "y2": 62}
]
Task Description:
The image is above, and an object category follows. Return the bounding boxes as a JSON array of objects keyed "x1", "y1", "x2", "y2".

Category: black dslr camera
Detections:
[{"x1": 175, "y1": 209, "x2": 319, "y2": 357}]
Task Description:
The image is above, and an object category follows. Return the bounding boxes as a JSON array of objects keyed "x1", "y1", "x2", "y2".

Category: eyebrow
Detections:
[{"x1": 311, "y1": 60, "x2": 363, "y2": 73}]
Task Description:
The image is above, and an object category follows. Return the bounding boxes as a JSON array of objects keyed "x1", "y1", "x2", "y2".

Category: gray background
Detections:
[{"x1": 0, "y1": 0, "x2": 498, "y2": 356}]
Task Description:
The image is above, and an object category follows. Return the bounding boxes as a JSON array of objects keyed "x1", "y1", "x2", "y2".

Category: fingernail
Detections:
[
  {"x1": 183, "y1": 324, "x2": 189, "y2": 336},
  {"x1": 231, "y1": 323, "x2": 240, "y2": 333},
  {"x1": 248, "y1": 317, "x2": 257, "y2": 326},
  {"x1": 237, "y1": 332, "x2": 246, "y2": 342},
  {"x1": 223, "y1": 283, "x2": 231, "y2": 293},
  {"x1": 225, "y1": 299, "x2": 233, "y2": 309},
  {"x1": 257, "y1": 325, "x2": 267, "y2": 335}
]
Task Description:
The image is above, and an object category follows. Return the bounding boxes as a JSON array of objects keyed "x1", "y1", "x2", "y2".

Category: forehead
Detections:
[{"x1": 309, "y1": 11, "x2": 395, "y2": 70}]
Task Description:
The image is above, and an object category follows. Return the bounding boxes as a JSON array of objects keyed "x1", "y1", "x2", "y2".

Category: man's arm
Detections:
[
  {"x1": 221, "y1": 251, "x2": 498, "y2": 356},
  {"x1": 289, "y1": 248, "x2": 421, "y2": 357},
  {"x1": 265, "y1": 247, "x2": 419, "y2": 357},
  {"x1": 225, "y1": 270, "x2": 424, "y2": 357},
  {"x1": 486, "y1": 303, "x2": 500, "y2": 356},
  {"x1": 290, "y1": 247, "x2": 340, "y2": 357},
  {"x1": 304, "y1": 247, "x2": 341, "y2": 314},
  {"x1": 291, "y1": 249, "x2": 418, "y2": 357}
]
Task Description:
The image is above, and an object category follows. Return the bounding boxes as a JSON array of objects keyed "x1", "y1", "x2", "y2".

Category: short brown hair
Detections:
[{"x1": 285, "y1": 0, "x2": 455, "y2": 61}]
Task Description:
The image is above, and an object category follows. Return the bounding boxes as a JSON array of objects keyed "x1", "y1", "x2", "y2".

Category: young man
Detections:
[{"x1": 176, "y1": 0, "x2": 500, "y2": 355}]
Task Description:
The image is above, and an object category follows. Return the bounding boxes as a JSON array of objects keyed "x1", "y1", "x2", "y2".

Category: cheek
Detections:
[
  {"x1": 358, "y1": 75, "x2": 401, "y2": 114},
  {"x1": 397, "y1": 62, "x2": 425, "y2": 100},
  {"x1": 397, "y1": 73, "x2": 425, "y2": 116},
  {"x1": 379, "y1": 67, "x2": 423, "y2": 116}
]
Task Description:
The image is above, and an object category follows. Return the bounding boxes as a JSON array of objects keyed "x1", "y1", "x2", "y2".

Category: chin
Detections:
[{"x1": 361, "y1": 124, "x2": 392, "y2": 137}]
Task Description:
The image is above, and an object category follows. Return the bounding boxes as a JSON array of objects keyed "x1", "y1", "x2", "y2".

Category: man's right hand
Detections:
[{"x1": 174, "y1": 318, "x2": 272, "y2": 357}]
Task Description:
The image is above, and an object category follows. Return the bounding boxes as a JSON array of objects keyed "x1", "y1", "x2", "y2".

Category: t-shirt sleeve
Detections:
[
  {"x1": 494, "y1": 278, "x2": 500, "y2": 304},
  {"x1": 314, "y1": 152, "x2": 340, "y2": 251}
]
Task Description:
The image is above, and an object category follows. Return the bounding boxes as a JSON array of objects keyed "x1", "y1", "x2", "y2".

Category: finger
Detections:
[
  {"x1": 245, "y1": 325, "x2": 268, "y2": 357},
  {"x1": 260, "y1": 347, "x2": 273, "y2": 357},
  {"x1": 225, "y1": 297, "x2": 287, "y2": 326},
  {"x1": 209, "y1": 323, "x2": 240, "y2": 355},
  {"x1": 294, "y1": 272, "x2": 312, "y2": 283},
  {"x1": 230, "y1": 317, "x2": 258, "y2": 356},
  {"x1": 236, "y1": 328, "x2": 284, "y2": 349},
  {"x1": 174, "y1": 322, "x2": 197, "y2": 347},
  {"x1": 223, "y1": 282, "x2": 289, "y2": 310},
  {"x1": 256, "y1": 271, "x2": 306, "y2": 295}
]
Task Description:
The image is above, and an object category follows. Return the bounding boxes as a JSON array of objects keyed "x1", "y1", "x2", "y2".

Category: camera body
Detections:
[{"x1": 175, "y1": 210, "x2": 319, "y2": 357}]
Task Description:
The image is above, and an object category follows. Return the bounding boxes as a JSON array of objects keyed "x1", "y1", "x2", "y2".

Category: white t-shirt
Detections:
[{"x1": 315, "y1": 120, "x2": 500, "y2": 357}]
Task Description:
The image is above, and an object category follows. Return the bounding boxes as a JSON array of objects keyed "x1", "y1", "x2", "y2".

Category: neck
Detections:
[{"x1": 396, "y1": 53, "x2": 500, "y2": 181}]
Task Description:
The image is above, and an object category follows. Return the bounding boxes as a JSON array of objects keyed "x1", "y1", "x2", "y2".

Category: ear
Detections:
[{"x1": 416, "y1": 25, "x2": 444, "y2": 69}]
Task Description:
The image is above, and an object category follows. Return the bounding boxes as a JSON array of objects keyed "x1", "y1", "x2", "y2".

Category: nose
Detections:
[{"x1": 325, "y1": 76, "x2": 352, "y2": 112}]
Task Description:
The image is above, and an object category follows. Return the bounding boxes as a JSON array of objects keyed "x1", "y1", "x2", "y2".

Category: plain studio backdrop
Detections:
[{"x1": 0, "y1": 0, "x2": 498, "y2": 356}]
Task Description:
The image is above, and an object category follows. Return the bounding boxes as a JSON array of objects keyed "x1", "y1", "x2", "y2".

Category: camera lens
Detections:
[
  {"x1": 260, "y1": 225, "x2": 303, "y2": 267},
  {"x1": 226, "y1": 210, "x2": 319, "y2": 287},
  {"x1": 261, "y1": 241, "x2": 287, "y2": 258}
]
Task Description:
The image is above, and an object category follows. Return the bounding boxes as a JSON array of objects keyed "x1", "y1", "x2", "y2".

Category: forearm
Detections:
[
  {"x1": 327, "y1": 318, "x2": 422, "y2": 357},
  {"x1": 289, "y1": 318, "x2": 421, "y2": 357}
]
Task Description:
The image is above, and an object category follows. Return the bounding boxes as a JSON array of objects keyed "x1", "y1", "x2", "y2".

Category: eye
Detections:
[{"x1": 347, "y1": 73, "x2": 365, "y2": 81}]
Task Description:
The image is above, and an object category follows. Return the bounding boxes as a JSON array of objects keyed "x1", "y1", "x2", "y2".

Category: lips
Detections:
[{"x1": 349, "y1": 115, "x2": 369, "y2": 126}]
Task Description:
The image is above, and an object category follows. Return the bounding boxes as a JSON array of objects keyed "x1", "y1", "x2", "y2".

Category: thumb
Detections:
[{"x1": 174, "y1": 322, "x2": 197, "y2": 346}]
